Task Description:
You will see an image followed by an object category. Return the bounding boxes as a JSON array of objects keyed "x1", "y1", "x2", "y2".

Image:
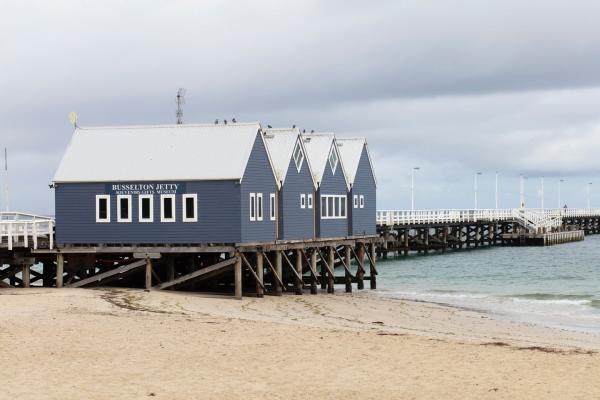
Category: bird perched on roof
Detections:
[
  {"x1": 292, "y1": 124, "x2": 296, "y2": 128},
  {"x1": 232, "y1": 118, "x2": 237, "y2": 123},
  {"x1": 214, "y1": 119, "x2": 219, "y2": 124},
  {"x1": 224, "y1": 119, "x2": 228, "y2": 125},
  {"x1": 267, "y1": 124, "x2": 272, "y2": 128},
  {"x1": 310, "y1": 130, "x2": 314, "y2": 133},
  {"x1": 303, "y1": 129, "x2": 306, "y2": 133}
]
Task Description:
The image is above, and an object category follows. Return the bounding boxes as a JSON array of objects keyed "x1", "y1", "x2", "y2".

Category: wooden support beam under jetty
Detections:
[
  {"x1": 68, "y1": 259, "x2": 147, "y2": 288},
  {"x1": 153, "y1": 257, "x2": 237, "y2": 291}
]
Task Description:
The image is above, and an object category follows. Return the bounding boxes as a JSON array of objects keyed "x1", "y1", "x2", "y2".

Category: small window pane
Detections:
[
  {"x1": 99, "y1": 198, "x2": 107, "y2": 220},
  {"x1": 164, "y1": 198, "x2": 173, "y2": 219},
  {"x1": 250, "y1": 195, "x2": 256, "y2": 219},
  {"x1": 257, "y1": 194, "x2": 263, "y2": 220},
  {"x1": 141, "y1": 198, "x2": 151, "y2": 219},
  {"x1": 185, "y1": 197, "x2": 195, "y2": 219},
  {"x1": 321, "y1": 196, "x2": 327, "y2": 217},
  {"x1": 328, "y1": 197, "x2": 334, "y2": 217},
  {"x1": 341, "y1": 197, "x2": 346, "y2": 217},
  {"x1": 120, "y1": 198, "x2": 129, "y2": 219}
]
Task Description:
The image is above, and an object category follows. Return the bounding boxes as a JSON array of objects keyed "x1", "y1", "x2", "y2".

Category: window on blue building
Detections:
[
  {"x1": 308, "y1": 194, "x2": 313, "y2": 209},
  {"x1": 96, "y1": 195, "x2": 110, "y2": 223},
  {"x1": 139, "y1": 195, "x2": 153, "y2": 223},
  {"x1": 269, "y1": 193, "x2": 276, "y2": 221},
  {"x1": 328, "y1": 147, "x2": 338, "y2": 174},
  {"x1": 161, "y1": 194, "x2": 176, "y2": 222},
  {"x1": 359, "y1": 195, "x2": 365, "y2": 209},
  {"x1": 250, "y1": 193, "x2": 256, "y2": 221},
  {"x1": 117, "y1": 195, "x2": 132, "y2": 223},
  {"x1": 300, "y1": 194, "x2": 306, "y2": 208},
  {"x1": 293, "y1": 141, "x2": 304, "y2": 172},
  {"x1": 183, "y1": 194, "x2": 198, "y2": 222},
  {"x1": 257, "y1": 193, "x2": 263, "y2": 221},
  {"x1": 320, "y1": 195, "x2": 347, "y2": 219}
]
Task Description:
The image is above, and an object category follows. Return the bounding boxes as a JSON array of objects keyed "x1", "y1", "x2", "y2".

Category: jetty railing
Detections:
[
  {"x1": 376, "y1": 208, "x2": 600, "y2": 233},
  {"x1": 0, "y1": 212, "x2": 54, "y2": 250}
]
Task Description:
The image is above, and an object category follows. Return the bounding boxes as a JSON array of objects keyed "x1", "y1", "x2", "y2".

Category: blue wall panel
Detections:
[
  {"x1": 350, "y1": 146, "x2": 377, "y2": 235},
  {"x1": 240, "y1": 133, "x2": 278, "y2": 242},
  {"x1": 280, "y1": 155, "x2": 315, "y2": 240},
  {"x1": 318, "y1": 153, "x2": 349, "y2": 238},
  {"x1": 55, "y1": 180, "x2": 241, "y2": 245}
]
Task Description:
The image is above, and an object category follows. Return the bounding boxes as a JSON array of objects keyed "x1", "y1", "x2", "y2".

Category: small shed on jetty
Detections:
[
  {"x1": 263, "y1": 128, "x2": 316, "y2": 240},
  {"x1": 336, "y1": 138, "x2": 377, "y2": 236},
  {"x1": 302, "y1": 133, "x2": 349, "y2": 238},
  {"x1": 52, "y1": 123, "x2": 278, "y2": 245}
]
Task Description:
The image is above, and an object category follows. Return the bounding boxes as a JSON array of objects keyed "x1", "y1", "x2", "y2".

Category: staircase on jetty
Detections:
[{"x1": 376, "y1": 208, "x2": 599, "y2": 256}]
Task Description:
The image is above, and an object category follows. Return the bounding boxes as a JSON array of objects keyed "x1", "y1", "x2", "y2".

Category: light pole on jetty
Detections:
[
  {"x1": 519, "y1": 174, "x2": 527, "y2": 209},
  {"x1": 541, "y1": 177, "x2": 544, "y2": 211},
  {"x1": 411, "y1": 167, "x2": 420, "y2": 211},
  {"x1": 495, "y1": 171, "x2": 499, "y2": 210},
  {"x1": 587, "y1": 182, "x2": 593, "y2": 209},
  {"x1": 558, "y1": 179, "x2": 565, "y2": 208},
  {"x1": 474, "y1": 171, "x2": 482, "y2": 209}
]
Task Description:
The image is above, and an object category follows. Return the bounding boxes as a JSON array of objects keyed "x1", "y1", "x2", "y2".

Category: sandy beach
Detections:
[{"x1": 1, "y1": 288, "x2": 600, "y2": 399}]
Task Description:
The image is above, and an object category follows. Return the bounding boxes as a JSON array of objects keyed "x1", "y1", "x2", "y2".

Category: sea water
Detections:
[{"x1": 375, "y1": 234, "x2": 600, "y2": 332}]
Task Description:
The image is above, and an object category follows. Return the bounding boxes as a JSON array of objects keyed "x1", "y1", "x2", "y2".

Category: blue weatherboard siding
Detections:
[
  {"x1": 350, "y1": 146, "x2": 376, "y2": 235},
  {"x1": 55, "y1": 180, "x2": 241, "y2": 245},
  {"x1": 280, "y1": 154, "x2": 315, "y2": 240},
  {"x1": 240, "y1": 132, "x2": 278, "y2": 242},
  {"x1": 318, "y1": 149, "x2": 349, "y2": 238}
]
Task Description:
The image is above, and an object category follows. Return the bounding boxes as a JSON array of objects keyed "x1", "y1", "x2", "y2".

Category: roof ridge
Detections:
[{"x1": 76, "y1": 122, "x2": 260, "y2": 131}]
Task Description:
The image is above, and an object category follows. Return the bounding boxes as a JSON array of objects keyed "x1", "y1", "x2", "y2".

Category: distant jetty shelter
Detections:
[{"x1": 1, "y1": 121, "x2": 378, "y2": 297}]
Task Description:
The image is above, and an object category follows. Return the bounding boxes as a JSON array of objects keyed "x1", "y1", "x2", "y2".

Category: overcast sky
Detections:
[{"x1": 2, "y1": 0, "x2": 600, "y2": 214}]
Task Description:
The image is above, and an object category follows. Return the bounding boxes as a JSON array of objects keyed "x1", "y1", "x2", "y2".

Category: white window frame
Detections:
[
  {"x1": 292, "y1": 140, "x2": 304, "y2": 172},
  {"x1": 249, "y1": 193, "x2": 256, "y2": 221},
  {"x1": 353, "y1": 195, "x2": 359, "y2": 208},
  {"x1": 359, "y1": 195, "x2": 365, "y2": 209},
  {"x1": 300, "y1": 193, "x2": 306, "y2": 209},
  {"x1": 182, "y1": 194, "x2": 198, "y2": 222},
  {"x1": 116, "y1": 195, "x2": 132, "y2": 223},
  {"x1": 320, "y1": 195, "x2": 347, "y2": 219},
  {"x1": 269, "y1": 193, "x2": 276, "y2": 221},
  {"x1": 328, "y1": 147, "x2": 338, "y2": 174},
  {"x1": 96, "y1": 194, "x2": 111, "y2": 223},
  {"x1": 257, "y1": 193, "x2": 264, "y2": 221},
  {"x1": 138, "y1": 194, "x2": 154, "y2": 223},
  {"x1": 307, "y1": 194, "x2": 313, "y2": 209},
  {"x1": 160, "y1": 194, "x2": 176, "y2": 222}
]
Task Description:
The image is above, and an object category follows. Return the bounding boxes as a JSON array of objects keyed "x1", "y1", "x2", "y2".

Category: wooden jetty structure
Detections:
[
  {"x1": 0, "y1": 212, "x2": 378, "y2": 297},
  {"x1": 1, "y1": 121, "x2": 380, "y2": 297},
  {"x1": 375, "y1": 208, "x2": 599, "y2": 257}
]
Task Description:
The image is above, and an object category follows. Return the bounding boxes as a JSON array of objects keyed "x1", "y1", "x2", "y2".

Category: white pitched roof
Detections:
[
  {"x1": 336, "y1": 138, "x2": 376, "y2": 186},
  {"x1": 263, "y1": 128, "x2": 299, "y2": 184},
  {"x1": 53, "y1": 122, "x2": 265, "y2": 183},
  {"x1": 301, "y1": 133, "x2": 348, "y2": 188}
]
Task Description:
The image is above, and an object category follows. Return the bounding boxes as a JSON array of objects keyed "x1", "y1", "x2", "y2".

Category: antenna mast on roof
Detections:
[
  {"x1": 3, "y1": 147, "x2": 9, "y2": 212},
  {"x1": 176, "y1": 88, "x2": 186, "y2": 125}
]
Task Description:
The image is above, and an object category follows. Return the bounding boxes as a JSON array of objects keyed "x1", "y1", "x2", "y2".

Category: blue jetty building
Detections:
[
  {"x1": 336, "y1": 138, "x2": 377, "y2": 236},
  {"x1": 302, "y1": 133, "x2": 350, "y2": 239},
  {"x1": 52, "y1": 122, "x2": 278, "y2": 245},
  {"x1": 263, "y1": 128, "x2": 316, "y2": 241}
]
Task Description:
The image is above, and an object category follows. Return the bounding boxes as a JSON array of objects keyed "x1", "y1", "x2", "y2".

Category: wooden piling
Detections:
[
  {"x1": 256, "y1": 252, "x2": 264, "y2": 298},
  {"x1": 21, "y1": 264, "x2": 30, "y2": 288},
  {"x1": 166, "y1": 257, "x2": 175, "y2": 283},
  {"x1": 357, "y1": 244, "x2": 365, "y2": 290},
  {"x1": 294, "y1": 249, "x2": 303, "y2": 295},
  {"x1": 275, "y1": 251, "x2": 283, "y2": 296},
  {"x1": 145, "y1": 258, "x2": 152, "y2": 290},
  {"x1": 345, "y1": 245, "x2": 352, "y2": 293},
  {"x1": 370, "y1": 243, "x2": 377, "y2": 290},
  {"x1": 327, "y1": 246, "x2": 335, "y2": 294},
  {"x1": 56, "y1": 253, "x2": 64, "y2": 288},
  {"x1": 310, "y1": 250, "x2": 318, "y2": 294},
  {"x1": 234, "y1": 255, "x2": 242, "y2": 299}
]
